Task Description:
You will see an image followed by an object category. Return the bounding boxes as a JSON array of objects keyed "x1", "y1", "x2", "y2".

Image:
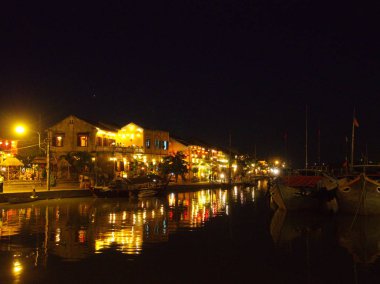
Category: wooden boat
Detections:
[
  {"x1": 137, "y1": 189, "x2": 158, "y2": 198},
  {"x1": 336, "y1": 166, "x2": 380, "y2": 215},
  {"x1": 270, "y1": 169, "x2": 338, "y2": 211},
  {"x1": 8, "y1": 196, "x2": 40, "y2": 204},
  {"x1": 92, "y1": 174, "x2": 169, "y2": 198}
]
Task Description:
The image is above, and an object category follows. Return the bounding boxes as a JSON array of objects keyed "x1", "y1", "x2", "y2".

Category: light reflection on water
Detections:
[
  {"x1": 3, "y1": 182, "x2": 380, "y2": 283},
  {"x1": 0, "y1": 186, "x2": 258, "y2": 281}
]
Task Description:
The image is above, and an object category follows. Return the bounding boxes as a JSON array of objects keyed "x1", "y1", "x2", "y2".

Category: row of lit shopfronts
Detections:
[{"x1": 0, "y1": 115, "x2": 236, "y2": 182}]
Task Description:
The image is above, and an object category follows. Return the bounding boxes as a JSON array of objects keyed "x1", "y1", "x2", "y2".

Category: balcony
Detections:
[{"x1": 95, "y1": 145, "x2": 144, "y2": 154}]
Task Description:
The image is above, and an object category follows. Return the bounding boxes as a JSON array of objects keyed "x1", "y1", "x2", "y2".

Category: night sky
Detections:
[{"x1": 1, "y1": 1, "x2": 379, "y2": 167}]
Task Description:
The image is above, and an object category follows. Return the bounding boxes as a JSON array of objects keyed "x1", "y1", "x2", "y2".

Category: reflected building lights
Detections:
[
  {"x1": 55, "y1": 228, "x2": 61, "y2": 243},
  {"x1": 12, "y1": 260, "x2": 23, "y2": 276},
  {"x1": 167, "y1": 189, "x2": 228, "y2": 229},
  {"x1": 0, "y1": 187, "x2": 257, "y2": 269}
]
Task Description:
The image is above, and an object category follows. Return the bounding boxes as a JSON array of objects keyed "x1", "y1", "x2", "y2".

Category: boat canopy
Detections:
[{"x1": 282, "y1": 176, "x2": 323, "y2": 187}]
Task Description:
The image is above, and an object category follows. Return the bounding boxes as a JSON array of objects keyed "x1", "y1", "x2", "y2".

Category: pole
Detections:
[
  {"x1": 46, "y1": 130, "x2": 51, "y2": 191},
  {"x1": 284, "y1": 132, "x2": 288, "y2": 167},
  {"x1": 228, "y1": 132, "x2": 232, "y2": 185},
  {"x1": 317, "y1": 121, "x2": 321, "y2": 166},
  {"x1": 305, "y1": 105, "x2": 308, "y2": 169},
  {"x1": 37, "y1": 131, "x2": 41, "y2": 151},
  {"x1": 350, "y1": 109, "x2": 355, "y2": 172},
  {"x1": 345, "y1": 136, "x2": 349, "y2": 175}
]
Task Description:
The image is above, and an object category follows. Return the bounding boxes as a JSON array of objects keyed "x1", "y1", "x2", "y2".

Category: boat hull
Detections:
[
  {"x1": 8, "y1": 196, "x2": 40, "y2": 204},
  {"x1": 92, "y1": 186, "x2": 167, "y2": 198},
  {"x1": 336, "y1": 175, "x2": 380, "y2": 215},
  {"x1": 270, "y1": 173, "x2": 337, "y2": 211},
  {"x1": 92, "y1": 187, "x2": 133, "y2": 198},
  {"x1": 270, "y1": 183, "x2": 321, "y2": 211}
]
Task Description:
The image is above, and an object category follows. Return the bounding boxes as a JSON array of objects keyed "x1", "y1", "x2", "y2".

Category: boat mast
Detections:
[
  {"x1": 305, "y1": 105, "x2": 308, "y2": 169},
  {"x1": 350, "y1": 108, "x2": 356, "y2": 172},
  {"x1": 228, "y1": 131, "x2": 232, "y2": 185},
  {"x1": 317, "y1": 120, "x2": 321, "y2": 167}
]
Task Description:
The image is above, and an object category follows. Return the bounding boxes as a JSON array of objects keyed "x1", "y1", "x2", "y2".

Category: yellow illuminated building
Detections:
[
  {"x1": 46, "y1": 115, "x2": 234, "y2": 180},
  {"x1": 48, "y1": 116, "x2": 170, "y2": 178},
  {"x1": 169, "y1": 137, "x2": 230, "y2": 181}
]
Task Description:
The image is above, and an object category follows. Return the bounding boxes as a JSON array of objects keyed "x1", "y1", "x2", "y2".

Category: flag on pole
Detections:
[
  {"x1": 343, "y1": 159, "x2": 348, "y2": 168},
  {"x1": 353, "y1": 117, "x2": 359, "y2": 127}
]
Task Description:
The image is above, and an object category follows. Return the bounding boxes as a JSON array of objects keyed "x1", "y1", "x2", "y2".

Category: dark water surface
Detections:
[{"x1": 1, "y1": 182, "x2": 380, "y2": 284}]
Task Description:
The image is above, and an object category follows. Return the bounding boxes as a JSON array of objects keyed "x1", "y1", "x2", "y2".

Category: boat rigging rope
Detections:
[{"x1": 350, "y1": 174, "x2": 367, "y2": 230}]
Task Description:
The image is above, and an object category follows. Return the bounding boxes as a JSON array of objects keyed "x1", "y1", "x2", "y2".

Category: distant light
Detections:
[{"x1": 15, "y1": 125, "x2": 26, "y2": 134}]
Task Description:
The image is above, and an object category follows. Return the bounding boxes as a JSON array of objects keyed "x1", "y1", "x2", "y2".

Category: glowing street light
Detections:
[
  {"x1": 15, "y1": 125, "x2": 41, "y2": 150},
  {"x1": 15, "y1": 124, "x2": 50, "y2": 191}
]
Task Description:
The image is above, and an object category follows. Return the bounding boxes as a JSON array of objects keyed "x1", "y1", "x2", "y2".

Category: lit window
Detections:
[
  {"x1": 56, "y1": 136, "x2": 63, "y2": 147},
  {"x1": 163, "y1": 141, "x2": 168, "y2": 150},
  {"x1": 77, "y1": 134, "x2": 89, "y2": 147},
  {"x1": 146, "y1": 139, "x2": 150, "y2": 149},
  {"x1": 53, "y1": 134, "x2": 64, "y2": 147}
]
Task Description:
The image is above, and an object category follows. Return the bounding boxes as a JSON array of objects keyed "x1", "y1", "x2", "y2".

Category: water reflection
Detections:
[
  {"x1": 167, "y1": 189, "x2": 228, "y2": 231},
  {"x1": 270, "y1": 209, "x2": 329, "y2": 250},
  {"x1": 336, "y1": 214, "x2": 380, "y2": 264},
  {"x1": 0, "y1": 188, "x2": 245, "y2": 262},
  {"x1": 0, "y1": 186, "x2": 264, "y2": 282},
  {"x1": 93, "y1": 199, "x2": 168, "y2": 255},
  {"x1": 273, "y1": 209, "x2": 326, "y2": 241}
]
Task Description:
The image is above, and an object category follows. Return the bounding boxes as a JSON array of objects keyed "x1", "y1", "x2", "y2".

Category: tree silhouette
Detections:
[{"x1": 159, "y1": 152, "x2": 188, "y2": 182}]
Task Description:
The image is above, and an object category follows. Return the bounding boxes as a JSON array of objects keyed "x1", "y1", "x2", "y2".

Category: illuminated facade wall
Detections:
[
  {"x1": 169, "y1": 138, "x2": 188, "y2": 155},
  {"x1": 117, "y1": 123, "x2": 144, "y2": 148},
  {"x1": 0, "y1": 139, "x2": 18, "y2": 158},
  {"x1": 143, "y1": 128, "x2": 169, "y2": 157},
  {"x1": 116, "y1": 122, "x2": 169, "y2": 168},
  {"x1": 169, "y1": 138, "x2": 229, "y2": 181},
  {"x1": 48, "y1": 116, "x2": 170, "y2": 176},
  {"x1": 48, "y1": 115, "x2": 231, "y2": 178},
  {"x1": 49, "y1": 115, "x2": 115, "y2": 155}
]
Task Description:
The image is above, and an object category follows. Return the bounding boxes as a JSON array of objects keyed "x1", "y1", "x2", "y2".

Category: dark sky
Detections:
[{"x1": 1, "y1": 1, "x2": 379, "y2": 167}]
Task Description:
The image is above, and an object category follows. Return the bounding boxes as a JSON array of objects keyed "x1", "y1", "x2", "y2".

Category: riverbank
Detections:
[{"x1": 0, "y1": 180, "x2": 259, "y2": 204}]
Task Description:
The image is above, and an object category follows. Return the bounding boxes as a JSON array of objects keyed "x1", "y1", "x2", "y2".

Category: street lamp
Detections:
[
  {"x1": 15, "y1": 125, "x2": 42, "y2": 151},
  {"x1": 15, "y1": 125, "x2": 50, "y2": 191}
]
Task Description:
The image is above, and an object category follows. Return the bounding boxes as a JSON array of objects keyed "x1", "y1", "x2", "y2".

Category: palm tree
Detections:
[{"x1": 159, "y1": 152, "x2": 188, "y2": 182}]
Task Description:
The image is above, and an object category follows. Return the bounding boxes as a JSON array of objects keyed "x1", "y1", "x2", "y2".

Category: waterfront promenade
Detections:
[
  {"x1": 0, "y1": 181, "x2": 90, "y2": 203},
  {"x1": 2, "y1": 181, "x2": 81, "y2": 193},
  {"x1": 0, "y1": 179, "x2": 253, "y2": 203}
]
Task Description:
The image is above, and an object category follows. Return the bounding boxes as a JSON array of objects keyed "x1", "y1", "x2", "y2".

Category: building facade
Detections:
[
  {"x1": 169, "y1": 137, "x2": 230, "y2": 182},
  {"x1": 48, "y1": 115, "x2": 170, "y2": 179}
]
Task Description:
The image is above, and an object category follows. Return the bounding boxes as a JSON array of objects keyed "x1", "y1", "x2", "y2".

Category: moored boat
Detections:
[
  {"x1": 137, "y1": 189, "x2": 158, "y2": 198},
  {"x1": 8, "y1": 196, "x2": 40, "y2": 204},
  {"x1": 92, "y1": 174, "x2": 169, "y2": 198},
  {"x1": 336, "y1": 166, "x2": 380, "y2": 215},
  {"x1": 270, "y1": 169, "x2": 338, "y2": 211}
]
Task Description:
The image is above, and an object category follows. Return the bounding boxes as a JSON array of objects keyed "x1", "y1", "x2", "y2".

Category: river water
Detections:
[{"x1": 1, "y1": 181, "x2": 380, "y2": 284}]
